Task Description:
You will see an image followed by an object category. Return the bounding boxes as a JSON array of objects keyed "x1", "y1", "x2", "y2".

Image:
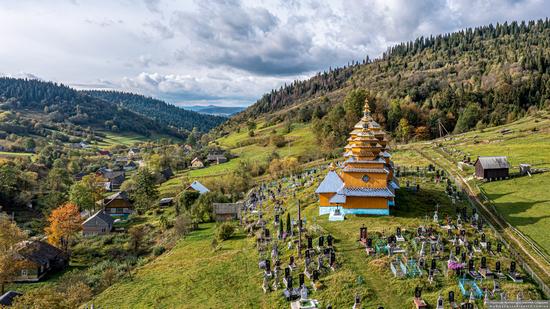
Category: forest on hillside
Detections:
[
  {"x1": 85, "y1": 90, "x2": 226, "y2": 132},
  {"x1": 0, "y1": 78, "x2": 184, "y2": 138},
  {"x1": 221, "y1": 19, "x2": 550, "y2": 155}
]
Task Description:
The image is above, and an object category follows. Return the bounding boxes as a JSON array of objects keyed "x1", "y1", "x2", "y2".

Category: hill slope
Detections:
[
  {"x1": 220, "y1": 19, "x2": 550, "y2": 148},
  {"x1": 0, "y1": 78, "x2": 186, "y2": 138},
  {"x1": 84, "y1": 90, "x2": 226, "y2": 132}
]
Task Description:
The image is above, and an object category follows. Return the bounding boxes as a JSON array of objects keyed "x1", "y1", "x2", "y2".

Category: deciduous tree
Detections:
[{"x1": 45, "y1": 202, "x2": 82, "y2": 252}]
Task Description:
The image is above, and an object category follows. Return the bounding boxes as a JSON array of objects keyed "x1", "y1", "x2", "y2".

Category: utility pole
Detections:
[{"x1": 297, "y1": 199, "x2": 302, "y2": 259}]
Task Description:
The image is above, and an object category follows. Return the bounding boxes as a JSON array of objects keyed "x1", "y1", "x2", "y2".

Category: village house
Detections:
[
  {"x1": 96, "y1": 169, "x2": 125, "y2": 191},
  {"x1": 191, "y1": 157, "x2": 204, "y2": 169},
  {"x1": 82, "y1": 210, "x2": 115, "y2": 236},
  {"x1": 13, "y1": 240, "x2": 68, "y2": 282},
  {"x1": 213, "y1": 202, "x2": 242, "y2": 222},
  {"x1": 0, "y1": 291, "x2": 22, "y2": 307},
  {"x1": 160, "y1": 167, "x2": 174, "y2": 181},
  {"x1": 474, "y1": 156, "x2": 510, "y2": 180},
  {"x1": 128, "y1": 147, "x2": 141, "y2": 158},
  {"x1": 159, "y1": 197, "x2": 174, "y2": 207},
  {"x1": 187, "y1": 180, "x2": 210, "y2": 194},
  {"x1": 206, "y1": 154, "x2": 228, "y2": 165},
  {"x1": 98, "y1": 150, "x2": 110, "y2": 156},
  {"x1": 100, "y1": 191, "x2": 134, "y2": 217},
  {"x1": 123, "y1": 161, "x2": 137, "y2": 171}
]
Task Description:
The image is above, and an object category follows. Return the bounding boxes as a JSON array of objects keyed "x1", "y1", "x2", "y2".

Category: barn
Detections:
[{"x1": 474, "y1": 156, "x2": 510, "y2": 180}]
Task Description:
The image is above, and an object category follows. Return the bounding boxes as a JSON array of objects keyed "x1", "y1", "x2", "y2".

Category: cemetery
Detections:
[
  {"x1": 90, "y1": 151, "x2": 547, "y2": 308},
  {"x1": 235, "y1": 157, "x2": 544, "y2": 308}
]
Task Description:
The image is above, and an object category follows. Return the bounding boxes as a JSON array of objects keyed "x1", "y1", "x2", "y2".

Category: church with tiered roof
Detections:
[{"x1": 315, "y1": 99, "x2": 399, "y2": 216}]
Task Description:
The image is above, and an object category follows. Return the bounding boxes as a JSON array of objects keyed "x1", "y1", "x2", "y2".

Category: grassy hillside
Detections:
[
  {"x1": 90, "y1": 152, "x2": 542, "y2": 308},
  {"x1": 158, "y1": 121, "x2": 318, "y2": 196},
  {"x1": 400, "y1": 111, "x2": 550, "y2": 283}
]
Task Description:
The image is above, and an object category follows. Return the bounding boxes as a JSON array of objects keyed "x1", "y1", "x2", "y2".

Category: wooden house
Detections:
[
  {"x1": 206, "y1": 154, "x2": 228, "y2": 165},
  {"x1": 82, "y1": 210, "x2": 115, "y2": 236},
  {"x1": 96, "y1": 169, "x2": 125, "y2": 190},
  {"x1": 191, "y1": 157, "x2": 204, "y2": 169},
  {"x1": 213, "y1": 202, "x2": 242, "y2": 222},
  {"x1": 159, "y1": 197, "x2": 174, "y2": 207},
  {"x1": 101, "y1": 191, "x2": 133, "y2": 216},
  {"x1": 160, "y1": 167, "x2": 174, "y2": 181},
  {"x1": 13, "y1": 240, "x2": 68, "y2": 282},
  {"x1": 474, "y1": 156, "x2": 510, "y2": 180}
]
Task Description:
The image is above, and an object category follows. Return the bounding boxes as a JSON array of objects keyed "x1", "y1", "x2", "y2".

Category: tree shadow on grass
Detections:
[{"x1": 494, "y1": 200, "x2": 550, "y2": 227}]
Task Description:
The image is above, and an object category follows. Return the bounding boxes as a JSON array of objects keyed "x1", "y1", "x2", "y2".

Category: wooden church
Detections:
[{"x1": 315, "y1": 99, "x2": 399, "y2": 216}]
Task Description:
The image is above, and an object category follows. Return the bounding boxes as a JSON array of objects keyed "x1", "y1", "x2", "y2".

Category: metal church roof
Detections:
[
  {"x1": 337, "y1": 186, "x2": 395, "y2": 198},
  {"x1": 315, "y1": 170, "x2": 344, "y2": 194}
]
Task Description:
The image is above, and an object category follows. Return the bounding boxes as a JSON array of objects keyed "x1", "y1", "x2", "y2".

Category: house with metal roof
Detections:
[
  {"x1": 474, "y1": 156, "x2": 510, "y2": 180},
  {"x1": 82, "y1": 210, "x2": 115, "y2": 236},
  {"x1": 0, "y1": 291, "x2": 22, "y2": 306},
  {"x1": 187, "y1": 181, "x2": 210, "y2": 194}
]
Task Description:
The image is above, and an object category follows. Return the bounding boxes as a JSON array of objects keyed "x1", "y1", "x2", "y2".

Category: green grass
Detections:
[
  {"x1": 0, "y1": 151, "x2": 34, "y2": 157},
  {"x1": 96, "y1": 131, "x2": 181, "y2": 148},
  {"x1": 159, "y1": 122, "x2": 317, "y2": 195},
  {"x1": 481, "y1": 173, "x2": 550, "y2": 255},
  {"x1": 91, "y1": 160, "x2": 542, "y2": 308}
]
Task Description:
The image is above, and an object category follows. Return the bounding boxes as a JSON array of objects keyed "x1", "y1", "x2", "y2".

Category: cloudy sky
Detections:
[{"x1": 0, "y1": 0, "x2": 549, "y2": 107}]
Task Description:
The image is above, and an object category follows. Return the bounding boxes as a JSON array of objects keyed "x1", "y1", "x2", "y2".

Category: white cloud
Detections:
[{"x1": 0, "y1": 0, "x2": 548, "y2": 106}]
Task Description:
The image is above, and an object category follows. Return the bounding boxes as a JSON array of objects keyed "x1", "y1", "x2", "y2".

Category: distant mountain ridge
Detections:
[
  {"x1": 84, "y1": 90, "x2": 227, "y2": 132},
  {"x1": 184, "y1": 105, "x2": 245, "y2": 116}
]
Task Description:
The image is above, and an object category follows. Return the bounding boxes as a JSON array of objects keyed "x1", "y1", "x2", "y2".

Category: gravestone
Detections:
[
  {"x1": 284, "y1": 266, "x2": 290, "y2": 278},
  {"x1": 431, "y1": 259, "x2": 436, "y2": 270},
  {"x1": 327, "y1": 235, "x2": 333, "y2": 247},
  {"x1": 510, "y1": 261, "x2": 516, "y2": 273},
  {"x1": 461, "y1": 252, "x2": 467, "y2": 263},
  {"x1": 448, "y1": 291, "x2": 455, "y2": 303},
  {"x1": 497, "y1": 242, "x2": 502, "y2": 253},
  {"x1": 319, "y1": 236, "x2": 325, "y2": 248},
  {"x1": 396, "y1": 227, "x2": 401, "y2": 237},
  {"x1": 455, "y1": 246, "x2": 461, "y2": 256},
  {"x1": 290, "y1": 255, "x2": 295, "y2": 267},
  {"x1": 360, "y1": 226, "x2": 367, "y2": 241},
  {"x1": 495, "y1": 261, "x2": 501, "y2": 273},
  {"x1": 266, "y1": 259, "x2": 271, "y2": 273},
  {"x1": 468, "y1": 259, "x2": 474, "y2": 271},
  {"x1": 367, "y1": 238, "x2": 373, "y2": 248},
  {"x1": 299, "y1": 273, "x2": 305, "y2": 287},
  {"x1": 481, "y1": 256, "x2": 487, "y2": 269},
  {"x1": 415, "y1": 287, "x2": 422, "y2": 298},
  {"x1": 481, "y1": 233, "x2": 486, "y2": 243},
  {"x1": 307, "y1": 236, "x2": 313, "y2": 250},
  {"x1": 312, "y1": 269, "x2": 319, "y2": 281},
  {"x1": 486, "y1": 241, "x2": 492, "y2": 252}
]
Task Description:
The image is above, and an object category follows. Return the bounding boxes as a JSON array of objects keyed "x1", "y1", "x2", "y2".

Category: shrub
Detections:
[
  {"x1": 215, "y1": 222, "x2": 235, "y2": 241},
  {"x1": 153, "y1": 246, "x2": 166, "y2": 256}
]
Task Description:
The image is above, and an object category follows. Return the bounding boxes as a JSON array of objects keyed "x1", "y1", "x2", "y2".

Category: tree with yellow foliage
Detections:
[{"x1": 45, "y1": 202, "x2": 82, "y2": 252}]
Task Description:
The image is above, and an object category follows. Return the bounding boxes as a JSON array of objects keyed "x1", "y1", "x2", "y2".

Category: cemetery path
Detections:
[{"x1": 320, "y1": 223, "x2": 408, "y2": 308}]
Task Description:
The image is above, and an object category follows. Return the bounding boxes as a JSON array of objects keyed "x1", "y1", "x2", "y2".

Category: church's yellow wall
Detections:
[
  {"x1": 341, "y1": 172, "x2": 388, "y2": 188},
  {"x1": 319, "y1": 193, "x2": 333, "y2": 206},
  {"x1": 342, "y1": 196, "x2": 388, "y2": 209}
]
